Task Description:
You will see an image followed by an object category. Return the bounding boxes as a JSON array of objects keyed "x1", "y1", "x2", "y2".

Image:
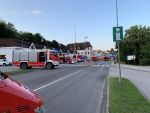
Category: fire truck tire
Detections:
[
  {"x1": 46, "y1": 63, "x2": 54, "y2": 69},
  {"x1": 3, "y1": 63, "x2": 7, "y2": 66},
  {"x1": 20, "y1": 62, "x2": 28, "y2": 69}
]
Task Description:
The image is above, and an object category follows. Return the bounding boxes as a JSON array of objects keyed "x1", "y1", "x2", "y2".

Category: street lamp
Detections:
[
  {"x1": 116, "y1": 0, "x2": 119, "y2": 26},
  {"x1": 84, "y1": 37, "x2": 88, "y2": 56},
  {"x1": 74, "y1": 29, "x2": 77, "y2": 54}
]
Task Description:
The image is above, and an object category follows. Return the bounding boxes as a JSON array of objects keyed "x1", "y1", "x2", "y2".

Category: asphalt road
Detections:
[{"x1": 12, "y1": 61, "x2": 110, "y2": 113}]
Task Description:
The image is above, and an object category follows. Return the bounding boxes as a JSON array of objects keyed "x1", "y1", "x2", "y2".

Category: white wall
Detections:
[
  {"x1": 0, "y1": 47, "x2": 25, "y2": 62},
  {"x1": 77, "y1": 47, "x2": 92, "y2": 59},
  {"x1": 0, "y1": 48, "x2": 13, "y2": 62}
]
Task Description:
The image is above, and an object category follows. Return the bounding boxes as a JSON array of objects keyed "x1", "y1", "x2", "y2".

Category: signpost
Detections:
[
  {"x1": 113, "y1": 0, "x2": 124, "y2": 82},
  {"x1": 113, "y1": 26, "x2": 123, "y2": 82},
  {"x1": 113, "y1": 26, "x2": 123, "y2": 42}
]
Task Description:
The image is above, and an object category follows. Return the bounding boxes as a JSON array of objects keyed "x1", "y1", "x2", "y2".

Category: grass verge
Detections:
[
  {"x1": 109, "y1": 77, "x2": 150, "y2": 113},
  {"x1": 5, "y1": 69, "x2": 33, "y2": 76}
]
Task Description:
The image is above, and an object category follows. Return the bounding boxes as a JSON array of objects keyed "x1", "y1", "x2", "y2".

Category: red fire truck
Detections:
[
  {"x1": 0, "y1": 71, "x2": 44, "y2": 113},
  {"x1": 12, "y1": 49, "x2": 59, "y2": 69}
]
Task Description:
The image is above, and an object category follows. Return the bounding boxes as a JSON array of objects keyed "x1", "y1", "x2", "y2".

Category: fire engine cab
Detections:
[
  {"x1": 12, "y1": 49, "x2": 59, "y2": 69},
  {"x1": 0, "y1": 71, "x2": 44, "y2": 113}
]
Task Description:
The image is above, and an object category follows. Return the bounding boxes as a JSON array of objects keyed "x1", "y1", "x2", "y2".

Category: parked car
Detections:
[
  {"x1": 100, "y1": 56, "x2": 109, "y2": 61},
  {"x1": 81, "y1": 56, "x2": 88, "y2": 62},
  {"x1": 92, "y1": 56, "x2": 98, "y2": 61},
  {"x1": 0, "y1": 59, "x2": 11, "y2": 66},
  {"x1": 0, "y1": 71, "x2": 45, "y2": 113}
]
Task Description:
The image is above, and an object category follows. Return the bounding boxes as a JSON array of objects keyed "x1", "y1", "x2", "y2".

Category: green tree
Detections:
[
  {"x1": 121, "y1": 25, "x2": 150, "y2": 65},
  {"x1": 19, "y1": 32, "x2": 45, "y2": 45},
  {"x1": 52, "y1": 40, "x2": 59, "y2": 49},
  {"x1": 34, "y1": 33, "x2": 43, "y2": 44},
  {"x1": 0, "y1": 20, "x2": 18, "y2": 38},
  {"x1": 0, "y1": 19, "x2": 66, "y2": 51}
]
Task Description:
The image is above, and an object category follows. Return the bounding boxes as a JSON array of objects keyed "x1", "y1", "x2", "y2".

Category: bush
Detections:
[{"x1": 139, "y1": 58, "x2": 150, "y2": 66}]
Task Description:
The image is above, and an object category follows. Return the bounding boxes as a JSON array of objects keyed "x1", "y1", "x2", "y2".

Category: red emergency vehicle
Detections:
[
  {"x1": 92, "y1": 56, "x2": 98, "y2": 61},
  {"x1": 12, "y1": 49, "x2": 59, "y2": 69},
  {"x1": 100, "y1": 56, "x2": 110, "y2": 61},
  {"x1": 0, "y1": 71, "x2": 44, "y2": 113},
  {"x1": 72, "y1": 55, "x2": 82, "y2": 62},
  {"x1": 59, "y1": 53, "x2": 66, "y2": 64}
]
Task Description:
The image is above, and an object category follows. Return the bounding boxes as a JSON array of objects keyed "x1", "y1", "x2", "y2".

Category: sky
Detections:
[{"x1": 0, "y1": 0, "x2": 150, "y2": 50}]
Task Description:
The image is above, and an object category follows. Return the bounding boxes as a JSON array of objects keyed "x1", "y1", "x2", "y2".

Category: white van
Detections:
[{"x1": 0, "y1": 59, "x2": 11, "y2": 66}]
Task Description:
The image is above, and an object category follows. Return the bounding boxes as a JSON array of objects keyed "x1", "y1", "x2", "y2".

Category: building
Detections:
[{"x1": 66, "y1": 42, "x2": 92, "y2": 58}]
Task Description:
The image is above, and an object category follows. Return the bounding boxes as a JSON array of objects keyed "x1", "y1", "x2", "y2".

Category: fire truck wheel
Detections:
[
  {"x1": 3, "y1": 63, "x2": 7, "y2": 66},
  {"x1": 46, "y1": 63, "x2": 54, "y2": 69},
  {"x1": 20, "y1": 62, "x2": 28, "y2": 69}
]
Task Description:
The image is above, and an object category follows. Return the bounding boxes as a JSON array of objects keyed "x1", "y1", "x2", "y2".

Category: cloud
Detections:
[{"x1": 30, "y1": 10, "x2": 42, "y2": 16}]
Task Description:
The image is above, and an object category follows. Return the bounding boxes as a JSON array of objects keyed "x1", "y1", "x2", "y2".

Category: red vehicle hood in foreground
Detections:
[{"x1": 0, "y1": 73, "x2": 44, "y2": 113}]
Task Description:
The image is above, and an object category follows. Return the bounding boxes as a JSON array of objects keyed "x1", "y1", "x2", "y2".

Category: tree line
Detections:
[
  {"x1": 120, "y1": 25, "x2": 150, "y2": 65},
  {"x1": 0, "y1": 20, "x2": 66, "y2": 51}
]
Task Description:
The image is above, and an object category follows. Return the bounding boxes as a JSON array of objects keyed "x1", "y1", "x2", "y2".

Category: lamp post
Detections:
[
  {"x1": 74, "y1": 30, "x2": 77, "y2": 54},
  {"x1": 116, "y1": 0, "x2": 119, "y2": 27}
]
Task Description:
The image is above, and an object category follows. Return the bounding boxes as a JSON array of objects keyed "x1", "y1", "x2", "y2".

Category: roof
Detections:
[
  {"x1": 66, "y1": 42, "x2": 92, "y2": 52},
  {"x1": 0, "y1": 38, "x2": 43, "y2": 49},
  {"x1": 0, "y1": 47, "x2": 22, "y2": 49}
]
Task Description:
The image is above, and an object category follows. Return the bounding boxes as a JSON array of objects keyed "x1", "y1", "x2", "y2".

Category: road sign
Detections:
[
  {"x1": 113, "y1": 26, "x2": 123, "y2": 42},
  {"x1": 127, "y1": 55, "x2": 135, "y2": 61}
]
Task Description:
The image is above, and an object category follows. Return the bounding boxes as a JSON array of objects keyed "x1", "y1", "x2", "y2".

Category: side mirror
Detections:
[{"x1": 2, "y1": 73, "x2": 9, "y2": 79}]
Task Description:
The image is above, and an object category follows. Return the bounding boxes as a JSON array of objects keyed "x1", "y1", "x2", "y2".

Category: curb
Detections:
[
  {"x1": 111, "y1": 65, "x2": 150, "y2": 73},
  {"x1": 106, "y1": 76, "x2": 110, "y2": 113},
  {"x1": 105, "y1": 63, "x2": 112, "y2": 113},
  {"x1": 100, "y1": 65, "x2": 110, "y2": 113},
  {"x1": 100, "y1": 80, "x2": 107, "y2": 113}
]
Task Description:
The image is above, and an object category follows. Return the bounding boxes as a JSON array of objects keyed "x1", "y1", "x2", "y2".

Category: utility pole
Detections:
[
  {"x1": 73, "y1": 26, "x2": 77, "y2": 55},
  {"x1": 74, "y1": 30, "x2": 77, "y2": 54},
  {"x1": 116, "y1": 0, "x2": 122, "y2": 82},
  {"x1": 116, "y1": 0, "x2": 119, "y2": 27}
]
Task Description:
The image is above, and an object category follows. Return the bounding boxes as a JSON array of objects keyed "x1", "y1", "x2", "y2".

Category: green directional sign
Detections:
[{"x1": 113, "y1": 26, "x2": 123, "y2": 42}]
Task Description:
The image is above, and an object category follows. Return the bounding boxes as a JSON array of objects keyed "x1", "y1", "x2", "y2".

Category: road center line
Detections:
[{"x1": 33, "y1": 70, "x2": 83, "y2": 92}]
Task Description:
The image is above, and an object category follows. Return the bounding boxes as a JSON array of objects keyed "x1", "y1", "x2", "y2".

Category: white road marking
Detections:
[
  {"x1": 101, "y1": 65, "x2": 105, "y2": 67},
  {"x1": 33, "y1": 70, "x2": 83, "y2": 92},
  {"x1": 93, "y1": 65, "x2": 96, "y2": 66},
  {"x1": 97, "y1": 65, "x2": 100, "y2": 67},
  {"x1": 60, "y1": 64, "x2": 85, "y2": 67}
]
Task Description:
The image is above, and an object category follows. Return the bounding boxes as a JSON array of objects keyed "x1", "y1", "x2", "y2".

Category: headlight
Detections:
[{"x1": 35, "y1": 106, "x2": 45, "y2": 113}]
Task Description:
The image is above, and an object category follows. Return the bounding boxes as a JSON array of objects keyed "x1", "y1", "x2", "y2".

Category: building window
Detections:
[
  {"x1": 85, "y1": 52, "x2": 87, "y2": 54},
  {"x1": 81, "y1": 52, "x2": 83, "y2": 54},
  {"x1": 88, "y1": 52, "x2": 89, "y2": 54}
]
